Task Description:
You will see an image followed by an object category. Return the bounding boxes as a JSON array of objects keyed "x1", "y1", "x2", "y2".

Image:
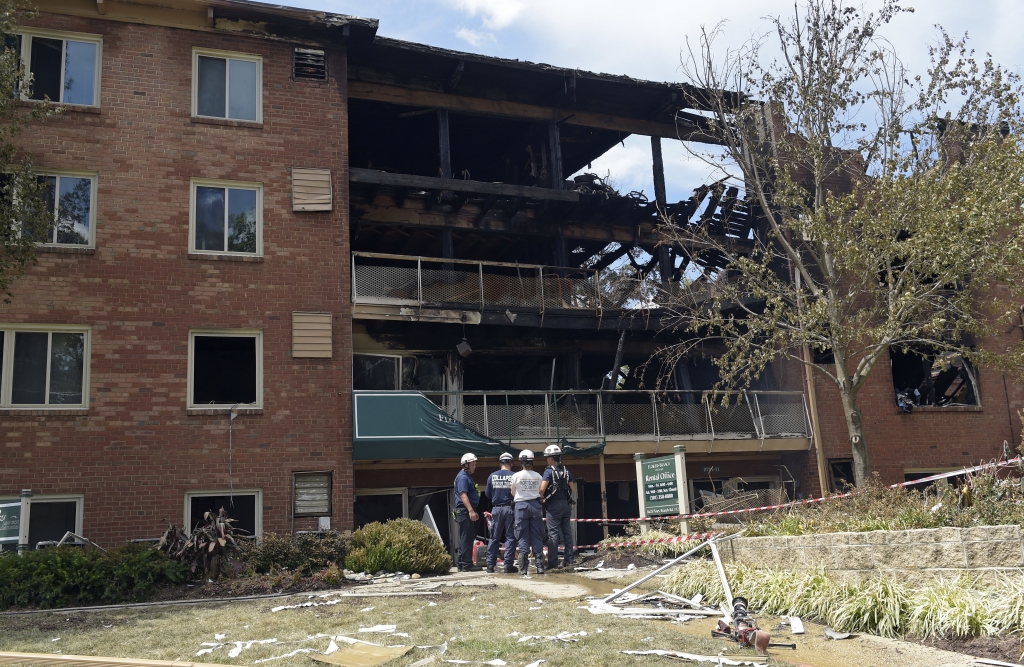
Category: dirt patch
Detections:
[
  {"x1": 577, "y1": 548, "x2": 665, "y2": 569},
  {"x1": 148, "y1": 573, "x2": 354, "y2": 602},
  {"x1": 917, "y1": 635, "x2": 1024, "y2": 665},
  {"x1": 1, "y1": 613, "x2": 136, "y2": 633}
]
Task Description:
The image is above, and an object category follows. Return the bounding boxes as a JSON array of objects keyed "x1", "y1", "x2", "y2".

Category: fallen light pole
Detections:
[{"x1": 601, "y1": 533, "x2": 732, "y2": 605}]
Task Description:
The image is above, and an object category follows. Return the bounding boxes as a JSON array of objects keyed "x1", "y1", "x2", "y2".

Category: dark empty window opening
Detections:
[
  {"x1": 353, "y1": 354, "x2": 399, "y2": 390},
  {"x1": 828, "y1": 459, "x2": 854, "y2": 492},
  {"x1": 189, "y1": 493, "x2": 258, "y2": 538},
  {"x1": 293, "y1": 48, "x2": 327, "y2": 81},
  {"x1": 891, "y1": 346, "x2": 979, "y2": 411},
  {"x1": 192, "y1": 335, "x2": 258, "y2": 406}
]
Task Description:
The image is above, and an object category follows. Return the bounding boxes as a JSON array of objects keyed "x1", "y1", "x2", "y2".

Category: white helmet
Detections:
[
  {"x1": 461, "y1": 453, "x2": 478, "y2": 465},
  {"x1": 498, "y1": 452, "x2": 514, "y2": 463},
  {"x1": 543, "y1": 444, "x2": 562, "y2": 457},
  {"x1": 518, "y1": 449, "x2": 535, "y2": 462}
]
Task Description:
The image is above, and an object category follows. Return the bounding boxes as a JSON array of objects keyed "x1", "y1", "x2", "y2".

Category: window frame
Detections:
[
  {"x1": 0, "y1": 324, "x2": 92, "y2": 409},
  {"x1": 0, "y1": 493, "x2": 84, "y2": 550},
  {"x1": 352, "y1": 353, "x2": 402, "y2": 390},
  {"x1": 184, "y1": 489, "x2": 262, "y2": 539},
  {"x1": 188, "y1": 178, "x2": 263, "y2": 257},
  {"x1": 187, "y1": 329, "x2": 263, "y2": 410},
  {"x1": 191, "y1": 47, "x2": 263, "y2": 123},
  {"x1": 17, "y1": 28, "x2": 103, "y2": 107},
  {"x1": 34, "y1": 169, "x2": 98, "y2": 248}
]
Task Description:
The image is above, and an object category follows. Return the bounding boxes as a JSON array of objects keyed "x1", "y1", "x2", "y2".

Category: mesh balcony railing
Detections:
[{"x1": 418, "y1": 390, "x2": 809, "y2": 442}]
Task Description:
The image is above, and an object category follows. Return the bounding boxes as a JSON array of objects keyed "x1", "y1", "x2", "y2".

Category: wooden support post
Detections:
[
  {"x1": 803, "y1": 344, "x2": 829, "y2": 494},
  {"x1": 599, "y1": 453, "x2": 609, "y2": 539},
  {"x1": 437, "y1": 109, "x2": 452, "y2": 179},
  {"x1": 673, "y1": 445, "x2": 690, "y2": 535},
  {"x1": 651, "y1": 136, "x2": 673, "y2": 286},
  {"x1": 548, "y1": 122, "x2": 563, "y2": 189},
  {"x1": 634, "y1": 453, "x2": 648, "y2": 533}
]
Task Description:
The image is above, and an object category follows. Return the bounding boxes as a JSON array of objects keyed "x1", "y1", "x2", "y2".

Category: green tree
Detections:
[
  {"x1": 0, "y1": 0, "x2": 62, "y2": 303},
  {"x1": 656, "y1": 0, "x2": 1024, "y2": 485}
]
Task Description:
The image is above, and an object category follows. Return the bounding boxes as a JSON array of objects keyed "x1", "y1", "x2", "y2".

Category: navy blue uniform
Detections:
[
  {"x1": 543, "y1": 465, "x2": 575, "y2": 568},
  {"x1": 454, "y1": 469, "x2": 479, "y2": 568},
  {"x1": 484, "y1": 468, "x2": 515, "y2": 569}
]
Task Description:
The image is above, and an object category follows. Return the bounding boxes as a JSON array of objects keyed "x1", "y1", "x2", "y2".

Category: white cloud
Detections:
[
  {"x1": 455, "y1": 27, "x2": 496, "y2": 47},
  {"x1": 447, "y1": 0, "x2": 525, "y2": 30}
]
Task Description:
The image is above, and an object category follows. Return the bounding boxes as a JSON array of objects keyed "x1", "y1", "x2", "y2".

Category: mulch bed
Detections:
[
  {"x1": 149, "y1": 572, "x2": 355, "y2": 602},
  {"x1": 917, "y1": 635, "x2": 1024, "y2": 665},
  {"x1": 576, "y1": 547, "x2": 665, "y2": 569}
]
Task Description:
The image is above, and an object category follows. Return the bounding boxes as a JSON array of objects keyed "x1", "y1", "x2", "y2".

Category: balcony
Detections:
[
  {"x1": 420, "y1": 390, "x2": 810, "y2": 454},
  {"x1": 351, "y1": 252, "x2": 715, "y2": 325}
]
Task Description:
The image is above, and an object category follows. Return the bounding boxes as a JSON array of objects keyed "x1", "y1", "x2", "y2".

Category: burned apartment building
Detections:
[{"x1": 1, "y1": 0, "x2": 1021, "y2": 551}]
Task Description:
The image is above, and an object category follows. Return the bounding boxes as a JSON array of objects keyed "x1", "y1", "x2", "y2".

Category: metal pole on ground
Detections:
[{"x1": 601, "y1": 533, "x2": 725, "y2": 604}]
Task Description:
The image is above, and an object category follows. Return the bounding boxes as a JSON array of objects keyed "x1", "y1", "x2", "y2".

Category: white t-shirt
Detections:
[{"x1": 511, "y1": 469, "x2": 543, "y2": 502}]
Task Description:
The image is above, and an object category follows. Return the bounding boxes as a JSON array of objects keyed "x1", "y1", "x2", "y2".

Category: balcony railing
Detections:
[
  {"x1": 351, "y1": 252, "x2": 713, "y2": 313},
  {"x1": 419, "y1": 390, "x2": 810, "y2": 443}
]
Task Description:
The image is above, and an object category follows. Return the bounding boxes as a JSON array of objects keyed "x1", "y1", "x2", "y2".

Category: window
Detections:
[
  {"x1": 18, "y1": 30, "x2": 101, "y2": 106},
  {"x1": 188, "y1": 330, "x2": 262, "y2": 409},
  {"x1": 189, "y1": 179, "x2": 261, "y2": 256},
  {"x1": 0, "y1": 494, "x2": 83, "y2": 551},
  {"x1": 192, "y1": 49, "x2": 261, "y2": 122},
  {"x1": 293, "y1": 472, "x2": 332, "y2": 517},
  {"x1": 185, "y1": 490, "x2": 261, "y2": 538},
  {"x1": 0, "y1": 326, "x2": 90, "y2": 408},
  {"x1": 891, "y1": 346, "x2": 980, "y2": 410},
  {"x1": 828, "y1": 459, "x2": 854, "y2": 492},
  {"x1": 28, "y1": 172, "x2": 96, "y2": 246},
  {"x1": 352, "y1": 354, "x2": 445, "y2": 391}
]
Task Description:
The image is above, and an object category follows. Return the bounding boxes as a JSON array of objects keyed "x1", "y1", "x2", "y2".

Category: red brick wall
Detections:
[
  {"x1": 809, "y1": 342, "x2": 1023, "y2": 489},
  {"x1": 0, "y1": 14, "x2": 353, "y2": 545}
]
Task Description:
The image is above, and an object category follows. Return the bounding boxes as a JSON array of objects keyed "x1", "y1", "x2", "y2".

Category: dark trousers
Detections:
[
  {"x1": 545, "y1": 497, "x2": 574, "y2": 567},
  {"x1": 455, "y1": 508, "x2": 476, "y2": 568},
  {"x1": 486, "y1": 505, "x2": 516, "y2": 568},
  {"x1": 515, "y1": 499, "x2": 545, "y2": 560}
]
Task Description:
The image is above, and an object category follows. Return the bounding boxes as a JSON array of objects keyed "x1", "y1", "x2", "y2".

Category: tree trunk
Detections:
[{"x1": 838, "y1": 388, "x2": 871, "y2": 486}]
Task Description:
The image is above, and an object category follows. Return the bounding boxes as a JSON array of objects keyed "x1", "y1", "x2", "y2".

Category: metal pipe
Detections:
[{"x1": 601, "y1": 534, "x2": 725, "y2": 604}]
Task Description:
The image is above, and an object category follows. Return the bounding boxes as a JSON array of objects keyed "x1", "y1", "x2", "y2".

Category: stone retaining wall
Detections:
[{"x1": 718, "y1": 525, "x2": 1024, "y2": 581}]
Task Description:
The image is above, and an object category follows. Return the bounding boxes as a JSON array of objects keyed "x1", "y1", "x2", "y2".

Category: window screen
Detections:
[{"x1": 192, "y1": 335, "x2": 257, "y2": 405}]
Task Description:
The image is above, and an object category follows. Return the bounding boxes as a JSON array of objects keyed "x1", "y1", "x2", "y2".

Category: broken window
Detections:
[
  {"x1": 353, "y1": 354, "x2": 400, "y2": 390},
  {"x1": 293, "y1": 47, "x2": 327, "y2": 81},
  {"x1": 19, "y1": 32, "x2": 100, "y2": 106},
  {"x1": 27, "y1": 173, "x2": 94, "y2": 246},
  {"x1": 890, "y1": 346, "x2": 979, "y2": 410},
  {"x1": 194, "y1": 50, "x2": 260, "y2": 122},
  {"x1": 190, "y1": 333, "x2": 260, "y2": 407},
  {"x1": 828, "y1": 459, "x2": 854, "y2": 492},
  {"x1": 400, "y1": 356, "x2": 445, "y2": 391},
  {"x1": 187, "y1": 492, "x2": 259, "y2": 537}
]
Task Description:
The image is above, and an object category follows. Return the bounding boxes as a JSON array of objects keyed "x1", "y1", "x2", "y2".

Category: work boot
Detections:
[
  {"x1": 486, "y1": 565, "x2": 495, "y2": 574},
  {"x1": 535, "y1": 558, "x2": 545, "y2": 575},
  {"x1": 518, "y1": 555, "x2": 529, "y2": 577}
]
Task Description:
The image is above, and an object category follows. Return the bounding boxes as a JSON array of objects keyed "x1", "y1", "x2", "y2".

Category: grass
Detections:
[
  {"x1": 0, "y1": 581, "x2": 738, "y2": 667},
  {"x1": 739, "y1": 465, "x2": 1024, "y2": 537},
  {"x1": 663, "y1": 560, "x2": 1024, "y2": 640}
]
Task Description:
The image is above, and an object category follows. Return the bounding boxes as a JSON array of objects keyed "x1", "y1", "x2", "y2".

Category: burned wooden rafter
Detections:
[
  {"x1": 444, "y1": 59, "x2": 466, "y2": 92},
  {"x1": 351, "y1": 168, "x2": 580, "y2": 202},
  {"x1": 473, "y1": 194, "x2": 499, "y2": 226},
  {"x1": 589, "y1": 244, "x2": 631, "y2": 271}
]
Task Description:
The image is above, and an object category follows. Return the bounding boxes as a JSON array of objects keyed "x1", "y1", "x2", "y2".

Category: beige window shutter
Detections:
[
  {"x1": 292, "y1": 311, "x2": 332, "y2": 358},
  {"x1": 292, "y1": 168, "x2": 332, "y2": 212}
]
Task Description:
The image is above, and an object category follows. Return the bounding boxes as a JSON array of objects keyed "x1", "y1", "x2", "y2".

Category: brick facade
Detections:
[{"x1": 0, "y1": 12, "x2": 353, "y2": 545}]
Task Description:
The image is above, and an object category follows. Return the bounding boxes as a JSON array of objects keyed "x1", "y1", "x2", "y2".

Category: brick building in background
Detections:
[
  {"x1": 2, "y1": 0, "x2": 1021, "y2": 551},
  {"x1": 0, "y1": 0, "x2": 376, "y2": 546}
]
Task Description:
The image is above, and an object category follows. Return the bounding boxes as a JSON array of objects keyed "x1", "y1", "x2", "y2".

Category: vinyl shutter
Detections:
[
  {"x1": 291, "y1": 168, "x2": 332, "y2": 212},
  {"x1": 293, "y1": 472, "x2": 332, "y2": 517},
  {"x1": 292, "y1": 311, "x2": 332, "y2": 358}
]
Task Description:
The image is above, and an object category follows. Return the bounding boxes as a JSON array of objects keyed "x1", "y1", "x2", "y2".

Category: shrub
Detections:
[
  {"x1": 159, "y1": 508, "x2": 241, "y2": 580},
  {"x1": 345, "y1": 518, "x2": 451, "y2": 575},
  {"x1": 0, "y1": 544, "x2": 187, "y2": 610},
  {"x1": 240, "y1": 530, "x2": 350, "y2": 575}
]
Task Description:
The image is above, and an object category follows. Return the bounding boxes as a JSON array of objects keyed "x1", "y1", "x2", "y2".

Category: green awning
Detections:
[{"x1": 353, "y1": 392, "x2": 511, "y2": 460}]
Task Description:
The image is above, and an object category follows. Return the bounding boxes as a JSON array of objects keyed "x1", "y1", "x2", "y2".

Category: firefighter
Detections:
[
  {"x1": 484, "y1": 452, "x2": 516, "y2": 573},
  {"x1": 454, "y1": 453, "x2": 481, "y2": 572},
  {"x1": 509, "y1": 449, "x2": 545, "y2": 577},
  {"x1": 540, "y1": 444, "x2": 576, "y2": 569}
]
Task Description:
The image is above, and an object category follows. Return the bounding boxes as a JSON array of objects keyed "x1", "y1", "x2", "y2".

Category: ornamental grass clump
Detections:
[
  {"x1": 345, "y1": 518, "x2": 451, "y2": 575},
  {"x1": 663, "y1": 561, "x2": 1024, "y2": 640}
]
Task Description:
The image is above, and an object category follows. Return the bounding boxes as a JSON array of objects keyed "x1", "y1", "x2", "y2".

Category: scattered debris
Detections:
[
  {"x1": 442, "y1": 661, "x2": 506, "y2": 666},
  {"x1": 515, "y1": 631, "x2": 587, "y2": 645},
  {"x1": 312, "y1": 643, "x2": 412, "y2": 667},
  {"x1": 712, "y1": 598, "x2": 782, "y2": 654},
  {"x1": 788, "y1": 616, "x2": 805, "y2": 635},
  {"x1": 253, "y1": 648, "x2": 318, "y2": 664},
  {"x1": 975, "y1": 660, "x2": 1024, "y2": 667},
  {"x1": 522, "y1": 661, "x2": 546, "y2": 667},
  {"x1": 358, "y1": 625, "x2": 398, "y2": 634},
  {"x1": 824, "y1": 628, "x2": 854, "y2": 640},
  {"x1": 620, "y1": 650, "x2": 767, "y2": 666}
]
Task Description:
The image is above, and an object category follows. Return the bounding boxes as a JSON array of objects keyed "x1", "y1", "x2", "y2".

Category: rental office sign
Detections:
[{"x1": 633, "y1": 447, "x2": 691, "y2": 528}]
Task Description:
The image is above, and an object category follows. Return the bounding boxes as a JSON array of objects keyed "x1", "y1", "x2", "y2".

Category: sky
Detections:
[{"x1": 304, "y1": 0, "x2": 1024, "y2": 202}]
